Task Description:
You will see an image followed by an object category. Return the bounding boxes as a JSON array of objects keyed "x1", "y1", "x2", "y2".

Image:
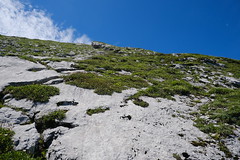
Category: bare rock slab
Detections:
[
  {"x1": 12, "y1": 123, "x2": 40, "y2": 154},
  {"x1": 0, "y1": 56, "x2": 59, "y2": 91},
  {"x1": 0, "y1": 107, "x2": 29, "y2": 125}
]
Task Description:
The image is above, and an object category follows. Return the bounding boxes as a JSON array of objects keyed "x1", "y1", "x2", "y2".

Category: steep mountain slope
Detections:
[{"x1": 0, "y1": 35, "x2": 239, "y2": 160}]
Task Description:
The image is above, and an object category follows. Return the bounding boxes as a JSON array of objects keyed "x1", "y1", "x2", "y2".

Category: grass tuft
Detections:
[
  {"x1": 86, "y1": 107, "x2": 110, "y2": 116},
  {"x1": 133, "y1": 98, "x2": 149, "y2": 108}
]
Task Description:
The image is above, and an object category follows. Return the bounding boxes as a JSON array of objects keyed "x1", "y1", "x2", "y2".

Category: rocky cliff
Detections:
[{"x1": 0, "y1": 35, "x2": 239, "y2": 160}]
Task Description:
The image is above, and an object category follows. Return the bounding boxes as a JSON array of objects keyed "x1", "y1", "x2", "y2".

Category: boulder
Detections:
[
  {"x1": 12, "y1": 123, "x2": 40, "y2": 154},
  {"x1": 42, "y1": 126, "x2": 69, "y2": 148}
]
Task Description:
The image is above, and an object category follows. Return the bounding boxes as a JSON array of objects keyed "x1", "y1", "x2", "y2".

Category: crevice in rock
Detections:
[
  {"x1": 120, "y1": 115, "x2": 132, "y2": 120},
  {"x1": 9, "y1": 76, "x2": 60, "y2": 86},
  {"x1": 182, "y1": 152, "x2": 190, "y2": 160},
  {"x1": 27, "y1": 68, "x2": 46, "y2": 72},
  {"x1": 57, "y1": 101, "x2": 78, "y2": 106},
  {"x1": 44, "y1": 79, "x2": 64, "y2": 85},
  {"x1": 55, "y1": 68, "x2": 78, "y2": 72},
  {"x1": 58, "y1": 121, "x2": 78, "y2": 129},
  {"x1": 0, "y1": 91, "x2": 4, "y2": 104},
  {"x1": 35, "y1": 119, "x2": 78, "y2": 134}
]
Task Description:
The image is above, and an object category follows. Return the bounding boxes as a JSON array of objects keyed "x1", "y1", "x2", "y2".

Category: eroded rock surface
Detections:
[
  {"x1": 12, "y1": 123, "x2": 40, "y2": 154},
  {"x1": 0, "y1": 56, "x2": 59, "y2": 91},
  {"x1": 46, "y1": 96, "x2": 224, "y2": 160},
  {"x1": 0, "y1": 36, "x2": 239, "y2": 160},
  {"x1": 0, "y1": 107, "x2": 29, "y2": 125}
]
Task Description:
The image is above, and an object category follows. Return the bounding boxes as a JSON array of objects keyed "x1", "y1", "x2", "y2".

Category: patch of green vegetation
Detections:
[
  {"x1": 35, "y1": 110, "x2": 66, "y2": 133},
  {"x1": 193, "y1": 87, "x2": 240, "y2": 156},
  {"x1": 194, "y1": 117, "x2": 234, "y2": 157},
  {"x1": 220, "y1": 58, "x2": 240, "y2": 78},
  {"x1": 0, "y1": 34, "x2": 96, "y2": 60},
  {"x1": 130, "y1": 80, "x2": 203, "y2": 101},
  {"x1": 0, "y1": 151, "x2": 41, "y2": 160},
  {"x1": 132, "y1": 98, "x2": 149, "y2": 108},
  {"x1": 3, "y1": 84, "x2": 60, "y2": 103},
  {"x1": 0, "y1": 103, "x2": 4, "y2": 108},
  {"x1": 194, "y1": 118, "x2": 234, "y2": 139},
  {"x1": 37, "y1": 135, "x2": 47, "y2": 159},
  {"x1": 0, "y1": 127, "x2": 14, "y2": 154},
  {"x1": 86, "y1": 107, "x2": 110, "y2": 116},
  {"x1": 191, "y1": 138, "x2": 208, "y2": 147},
  {"x1": 18, "y1": 55, "x2": 39, "y2": 63},
  {"x1": 64, "y1": 72, "x2": 149, "y2": 95},
  {"x1": 218, "y1": 141, "x2": 232, "y2": 158},
  {"x1": 173, "y1": 153, "x2": 182, "y2": 160},
  {"x1": 192, "y1": 100, "x2": 202, "y2": 103},
  {"x1": 199, "y1": 88, "x2": 240, "y2": 127}
]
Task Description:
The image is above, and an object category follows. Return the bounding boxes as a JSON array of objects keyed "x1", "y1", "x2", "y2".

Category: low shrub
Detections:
[
  {"x1": 0, "y1": 127, "x2": 14, "y2": 154},
  {"x1": 86, "y1": 107, "x2": 109, "y2": 116},
  {"x1": 4, "y1": 84, "x2": 60, "y2": 103},
  {"x1": 35, "y1": 110, "x2": 66, "y2": 133},
  {"x1": 133, "y1": 98, "x2": 149, "y2": 108}
]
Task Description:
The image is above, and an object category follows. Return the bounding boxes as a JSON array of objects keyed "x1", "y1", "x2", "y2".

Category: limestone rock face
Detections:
[
  {"x1": 0, "y1": 35, "x2": 239, "y2": 160},
  {"x1": 0, "y1": 56, "x2": 59, "y2": 92},
  {"x1": 12, "y1": 123, "x2": 40, "y2": 154},
  {"x1": 46, "y1": 96, "x2": 224, "y2": 160},
  {"x1": 0, "y1": 107, "x2": 29, "y2": 125},
  {"x1": 42, "y1": 126, "x2": 69, "y2": 148}
]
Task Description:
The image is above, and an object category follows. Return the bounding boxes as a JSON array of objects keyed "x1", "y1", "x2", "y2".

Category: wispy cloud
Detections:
[{"x1": 0, "y1": 0, "x2": 91, "y2": 44}]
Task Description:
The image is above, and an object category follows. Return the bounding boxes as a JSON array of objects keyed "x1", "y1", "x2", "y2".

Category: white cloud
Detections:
[{"x1": 0, "y1": 0, "x2": 91, "y2": 44}]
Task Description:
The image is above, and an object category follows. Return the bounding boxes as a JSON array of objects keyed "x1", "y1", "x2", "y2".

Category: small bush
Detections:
[
  {"x1": 0, "y1": 127, "x2": 14, "y2": 154},
  {"x1": 35, "y1": 110, "x2": 66, "y2": 133},
  {"x1": 4, "y1": 84, "x2": 60, "y2": 102},
  {"x1": 133, "y1": 98, "x2": 149, "y2": 108},
  {"x1": 86, "y1": 107, "x2": 109, "y2": 116},
  {"x1": 191, "y1": 140, "x2": 207, "y2": 147},
  {"x1": 173, "y1": 153, "x2": 182, "y2": 160}
]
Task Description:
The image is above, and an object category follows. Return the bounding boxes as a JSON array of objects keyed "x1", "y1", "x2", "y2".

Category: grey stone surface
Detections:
[
  {"x1": 45, "y1": 86, "x2": 225, "y2": 160},
  {"x1": 0, "y1": 54, "x2": 239, "y2": 159},
  {"x1": 0, "y1": 56, "x2": 59, "y2": 92},
  {"x1": 0, "y1": 107, "x2": 29, "y2": 125},
  {"x1": 42, "y1": 127, "x2": 69, "y2": 147},
  {"x1": 12, "y1": 123, "x2": 40, "y2": 154},
  {"x1": 5, "y1": 99, "x2": 34, "y2": 111},
  {"x1": 47, "y1": 61, "x2": 75, "y2": 71}
]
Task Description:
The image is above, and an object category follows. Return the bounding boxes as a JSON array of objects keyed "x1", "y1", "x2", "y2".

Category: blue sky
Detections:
[{"x1": 1, "y1": 0, "x2": 240, "y2": 59}]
